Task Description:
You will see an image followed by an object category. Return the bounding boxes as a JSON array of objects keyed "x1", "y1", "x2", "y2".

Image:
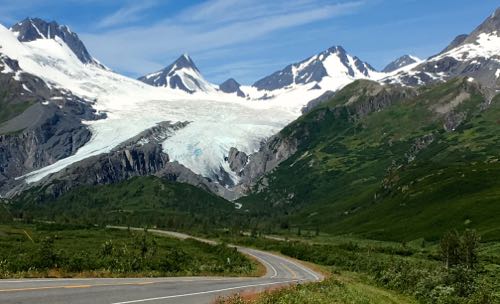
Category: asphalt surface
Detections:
[{"x1": 0, "y1": 229, "x2": 323, "y2": 304}]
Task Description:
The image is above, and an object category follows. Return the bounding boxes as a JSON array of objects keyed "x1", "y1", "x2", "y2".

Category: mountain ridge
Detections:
[
  {"x1": 251, "y1": 45, "x2": 380, "y2": 92},
  {"x1": 384, "y1": 8, "x2": 500, "y2": 91},
  {"x1": 11, "y1": 17, "x2": 104, "y2": 67}
]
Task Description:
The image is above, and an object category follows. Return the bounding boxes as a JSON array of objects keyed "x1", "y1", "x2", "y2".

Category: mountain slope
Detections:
[
  {"x1": 10, "y1": 176, "x2": 237, "y2": 229},
  {"x1": 385, "y1": 8, "x2": 500, "y2": 91},
  {"x1": 236, "y1": 78, "x2": 500, "y2": 241},
  {"x1": 251, "y1": 46, "x2": 381, "y2": 93},
  {"x1": 138, "y1": 54, "x2": 216, "y2": 93}
]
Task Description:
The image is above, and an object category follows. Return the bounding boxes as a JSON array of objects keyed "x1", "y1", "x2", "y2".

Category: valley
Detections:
[{"x1": 0, "y1": 3, "x2": 499, "y2": 304}]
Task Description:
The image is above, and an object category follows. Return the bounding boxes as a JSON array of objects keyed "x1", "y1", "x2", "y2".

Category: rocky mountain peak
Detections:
[
  {"x1": 472, "y1": 7, "x2": 500, "y2": 35},
  {"x1": 138, "y1": 54, "x2": 215, "y2": 93},
  {"x1": 382, "y1": 55, "x2": 420, "y2": 73},
  {"x1": 10, "y1": 17, "x2": 98, "y2": 65},
  {"x1": 455, "y1": 7, "x2": 500, "y2": 48},
  {"x1": 326, "y1": 45, "x2": 347, "y2": 54},
  {"x1": 383, "y1": 8, "x2": 500, "y2": 91},
  {"x1": 252, "y1": 44, "x2": 376, "y2": 91},
  {"x1": 173, "y1": 53, "x2": 199, "y2": 72}
]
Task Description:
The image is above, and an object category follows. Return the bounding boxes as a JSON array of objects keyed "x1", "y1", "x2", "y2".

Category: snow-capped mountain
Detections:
[
  {"x1": 0, "y1": 19, "x2": 306, "y2": 196},
  {"x1": 138, "y1": 54, "x2": 216, "y2": 94},
  {"x1": 252, "y1": 46, "x2": 380, "y2": 91},
  {"x1": 382, "y1": 55, "x2": 421, "y2": 73},
  {"x1": 10, "y1": 17, "x2": 104, "y2": 67},
  {"x1": 219, "y1": 78, "x2": 245, "y2": 97},
  {"x1": 385, "y1": 8, "x2": 500, "y2": 90},
  {"x1": 241, "y1": 45, "x2": 384, "y2": 102}
]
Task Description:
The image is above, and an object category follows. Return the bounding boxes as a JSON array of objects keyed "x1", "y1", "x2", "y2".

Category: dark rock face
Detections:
[
  {"x1": 0, "y1": 56, "x2": 104, "y2": 196},
  {"x1": 382, "y1": 55, "x2": 418, "y2": 73},
  {"x1": 31, "y1": 143, "x2": 169, "y2": 198},
  {"x1": 219, "y1": 78, "x2": 245, "y2": 97},
  {"x1": 253, "y1": 46, "x2": 375, "y2": 91},
  {"x1": 11, "y1": 18, "x2": 100, "y2": 66},
  {"x1": 226, "y1": 147, "x2": 248, "y2": 173},
  {"x1": 225, "y1": 136, "x2": 298, "y2": 195}
]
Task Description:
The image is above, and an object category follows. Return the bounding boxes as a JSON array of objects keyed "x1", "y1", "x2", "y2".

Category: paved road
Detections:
[{"x1": 0, "y1": 228, "x2": 323, "y2": 304}]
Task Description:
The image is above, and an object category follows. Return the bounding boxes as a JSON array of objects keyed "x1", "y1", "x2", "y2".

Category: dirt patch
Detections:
[{"x1": 432, "y1": 92, "x2": 470, "y2": 114}]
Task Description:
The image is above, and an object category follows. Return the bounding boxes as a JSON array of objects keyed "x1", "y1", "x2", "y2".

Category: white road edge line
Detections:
[
  {"x1": 110, "y1": 279, "x2": 303, "y2": 304},
  {"x1": 245, "y1": 249, "x2": 278, "y2": 278}
]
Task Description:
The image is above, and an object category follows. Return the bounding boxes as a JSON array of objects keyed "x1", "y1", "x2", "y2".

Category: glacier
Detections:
[
  {"x1": 0, "y1": 25, "x2": 316, "y2": 185},
  {"x1": 0, "y1": 22, "x2": 396, "y2": 187}
]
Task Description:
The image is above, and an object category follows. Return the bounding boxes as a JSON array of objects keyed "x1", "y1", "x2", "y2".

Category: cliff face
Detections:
[
  {"x1": 0, "y1": 58, "x2": 104, "y2": 195},
  {"x1": 29, "y1": 143, "x2": 169, "y2": 198},
  {"x1": 10, "y1": 120, "x2": 237, "y2": 201}
]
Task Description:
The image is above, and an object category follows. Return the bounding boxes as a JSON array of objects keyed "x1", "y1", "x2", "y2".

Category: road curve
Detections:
[{"x1": 0, "y1": 228, "x2": 323, "y2": 304}]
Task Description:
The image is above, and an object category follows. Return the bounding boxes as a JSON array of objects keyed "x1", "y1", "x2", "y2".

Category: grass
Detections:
[
  {"x1": 216, "y1": 233, "x2": 499, "y2": 304},
  {"x1": 216, "y1": 272, "x2": 417, "y2": 304},
  {"x1": 0, "y1": 223, "x2": 259, "y2": 278}
]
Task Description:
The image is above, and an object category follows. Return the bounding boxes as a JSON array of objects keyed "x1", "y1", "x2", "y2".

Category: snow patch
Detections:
[{"x1": 22, "y1": 84, "x2": 32, "y2": 92}]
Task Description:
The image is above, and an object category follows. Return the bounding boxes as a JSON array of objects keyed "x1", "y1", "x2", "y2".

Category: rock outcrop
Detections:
[{"x1": 30, "y1": 143, "x2": 169, "y2": 198}]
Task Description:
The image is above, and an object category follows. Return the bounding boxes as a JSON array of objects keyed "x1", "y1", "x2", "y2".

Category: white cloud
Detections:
[
  {"x1": 81, "y1": 0, "x2": 364, "y2": 78},
  {"x1": 96, "y1": 1, "x2": 158, "y2": 29}
]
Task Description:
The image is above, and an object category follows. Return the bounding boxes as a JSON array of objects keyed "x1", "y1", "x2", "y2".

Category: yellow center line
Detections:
[
  {"x1": 280, "y1": 263, "x2": 298, "y2": 279},
  {"x1": 63, "y1": 285, "x2": 92, "y2": 289},
  {"x1": 0, "y1": 277, "x2": 246, "y2": 294},
  {"x1": 0, "y1": 281, "x2": 158, "y2": 293}
]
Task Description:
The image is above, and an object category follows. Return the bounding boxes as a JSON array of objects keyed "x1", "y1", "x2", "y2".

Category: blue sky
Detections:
[{"x1": 0, "y1": 0, "x2": 498, "y2": 84}]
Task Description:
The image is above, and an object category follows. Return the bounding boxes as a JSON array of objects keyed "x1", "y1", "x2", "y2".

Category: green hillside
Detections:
[
  {"x1": 7, "y1": 78, "x2": 500, "y2": 243},
  {"x1": 238, "y1": 78, "x2": 500, "y2": 242},
  {"x1": 10, "y1": 176, "x2": 238, "y2": 231}
]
